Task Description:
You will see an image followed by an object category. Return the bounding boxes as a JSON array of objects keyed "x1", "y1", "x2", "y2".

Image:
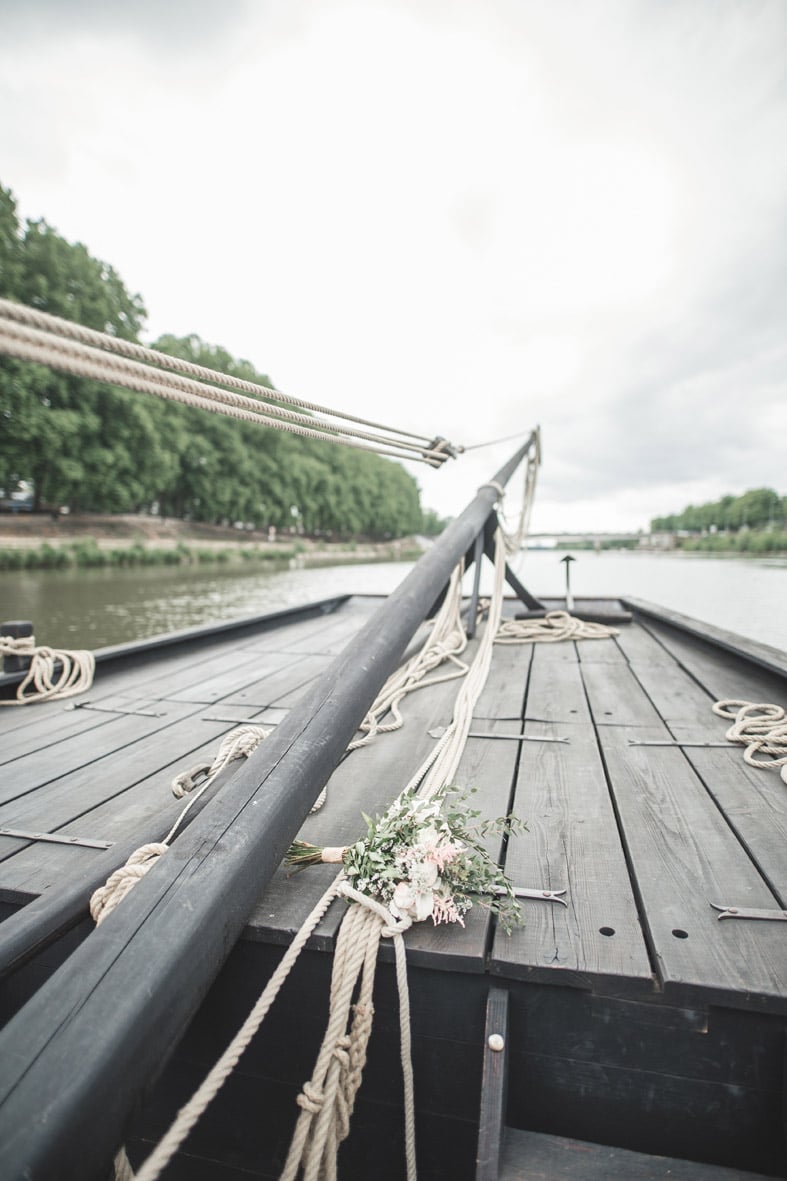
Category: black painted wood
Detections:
[
  {"x1": 500, "y1": 1128, "x2": 778, "y2": 1181},
  {"x1": 476, "y1": 986, "x2": 509, "y2": 1181}
]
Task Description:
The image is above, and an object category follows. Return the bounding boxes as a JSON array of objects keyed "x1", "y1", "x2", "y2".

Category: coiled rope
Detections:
[
  {"x1": 496, "y1": 609, "x2": 619, "y2": 645},
  {"x1": 712, "y1": 700, "x2": 787, "y2": 785},
  {"x1": 0, "y1": 632, "x2": 94, "y2": 704},
  {"x1": 0, "y1": 299, "x2": 457, "y2": 467}
]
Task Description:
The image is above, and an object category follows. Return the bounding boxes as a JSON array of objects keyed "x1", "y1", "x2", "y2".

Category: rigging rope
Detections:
[{"x1": 0, "y1": 299, "x2": 458, "y2": 467}]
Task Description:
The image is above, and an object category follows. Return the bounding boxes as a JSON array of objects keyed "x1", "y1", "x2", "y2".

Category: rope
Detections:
[
  {"x1": 0, "y1": 300, "x2": 457, "y2": 467},
  {"x1": 413, "y1": 526, "x2": 507, "y2": 800},
  {"x1": 0, "y1": 298, "x2": 431, "y2": 445},
  {"x1": 90, "y1": 726, "x2": 270, "y2": 926},
  {"x1": 712, "y1": 700, "x2": 787, "y2": 784},
  {"x1": 280, "y1": 886, "x2": 415, "y2": 1181},
  {"x1": 0, "y1": 633, "x2": 94, "y2": 704},
  {"x1": 347, "y1": 562, "x2": 468, "y2": 751},
  {"x1": 131, "y1": 875, "x2": 346, "y2": 1181},
  {"x1": 496, "y1": 610, "x2": 619, "y2": 645}
]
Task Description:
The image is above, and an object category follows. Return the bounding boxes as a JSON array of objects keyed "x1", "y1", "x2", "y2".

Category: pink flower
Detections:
[
  {"x1": 427, "y1": 840, "x2": 464, "y2": 872},
  {"x1": 432, "y1": 892, "x2": 465, "y2": 926}
]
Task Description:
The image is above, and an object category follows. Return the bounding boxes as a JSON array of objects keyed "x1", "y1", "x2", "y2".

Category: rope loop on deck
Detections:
[
  {"x1": 713, "y1": 700, "x2": 787, "y2": 781},
  {"x1": 0, "y1": 633, "x2": 94, "y2": 704},
  {"x1": 496, "y1": 610, "x2": 619, "y2": 645}
]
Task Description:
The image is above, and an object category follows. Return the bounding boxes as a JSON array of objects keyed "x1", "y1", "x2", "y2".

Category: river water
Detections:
[{"x1": 1, "y1": 550, "x2": 785, "y2": 653}]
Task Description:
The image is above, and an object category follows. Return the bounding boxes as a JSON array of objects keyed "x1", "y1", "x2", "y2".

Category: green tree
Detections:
[
  {"x1": 0, "y1": 192, "x2": 153, "y2": 509},
  {"x1": 0, "y1": 184, "x2": 428, "y2": 537}
]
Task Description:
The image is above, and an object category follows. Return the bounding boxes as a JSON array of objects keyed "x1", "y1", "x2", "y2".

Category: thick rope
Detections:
[
  {"x1": 0, "y1": 298, "x2": 433, "y2": 446},
  {"x1": 496, "y1": 610, "x2": 619, "y2": 645},
  {"x1": 131, "y1": 875, "x2": 346, "y2": 1181},
  {"x1": 712, "y1": 700, "x2": 787, "y2": 784},
  {"x1": 0, "y1": 633, "x2": 94, "y2": 704},
  {"x1": 0, "y1": 301, "x2": 455, "y2": 466},
  {"x1": 280, "y1": 888, "x2": 414, "y2": 1181}
]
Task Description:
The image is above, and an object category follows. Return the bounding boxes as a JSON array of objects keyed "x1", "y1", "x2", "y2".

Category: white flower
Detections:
[
  {"x1": 390, "y1": 881, "x2": 416, "y2": 918},
  {"x1": 410, "y1": 860, "x2": 439, "y2": 890},
  {"x1": 413, "y1": 887, "x2": 435, "y2": 922}
]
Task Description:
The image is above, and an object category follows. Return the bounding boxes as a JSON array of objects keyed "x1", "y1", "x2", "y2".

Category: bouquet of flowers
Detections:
[{"x1": 286, "y1": 786, "x2": 526, "y2": 933}]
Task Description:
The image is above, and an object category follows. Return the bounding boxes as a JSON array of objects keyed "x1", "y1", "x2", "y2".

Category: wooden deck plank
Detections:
[
  {"x1": 0, "y1": 712, "x2": 233, "y2": 891},
  {"x1": 0, "y1": 639, "x2": 351, "y2": 900},
  {"x1": 581, "y1": 651, "x2": 787, "y2": 1011},
  {"x1": 640, "y1": 619, "x2": 787, "y2": 709},
  {"x1": 491, "y1": 642, "x2": 654, "y2": 993},
  {"x1": 0, "y1": 699, "x2": 129, "y2": 766},
  {"x1": 614, "y1": 623, "x2": 787, "y2": 903},
  {"x1": 221, "y1": 653, "x2": 332, "y2": 710}
]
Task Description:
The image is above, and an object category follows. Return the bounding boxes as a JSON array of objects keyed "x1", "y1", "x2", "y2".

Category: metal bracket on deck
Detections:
[
  {"x1": 429, "y1": 726, "x2": 569, "y2": 743},
  {"x1": 65, "y1": 701, "x2": 164, "y2": 717},
  {"x1": 467, "y1": 730, "x2": 570, "y2": 744},
  {"x1": 710, "y1": 903, "x2": 787, "y2": 923},
  {"x1": 628, "y1": 740, "x2": 730, "y2": 748},
  {"x1": 492, "y1": 885, "x2": 568, "y2": 907},
  {"x1": 0, "y1": 826, "x2": 113, "y2": 850}
]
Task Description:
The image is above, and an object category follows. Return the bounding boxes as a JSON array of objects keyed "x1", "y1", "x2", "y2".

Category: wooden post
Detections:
[{"x1": 1, "y1": 620, "x2": 33, "y2": 674}]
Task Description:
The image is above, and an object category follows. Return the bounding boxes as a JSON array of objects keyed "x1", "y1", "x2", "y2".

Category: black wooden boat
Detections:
[{"x1": 0, "y1": 438, "x2": 785, "y2": 1181}]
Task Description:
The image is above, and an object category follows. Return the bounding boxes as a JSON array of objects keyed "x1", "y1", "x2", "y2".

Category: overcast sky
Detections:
[{"x1": 1, "y1": 0, "x2": 785, "y2": 532}]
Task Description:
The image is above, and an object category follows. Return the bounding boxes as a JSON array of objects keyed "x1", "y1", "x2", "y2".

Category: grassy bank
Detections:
[
  {"x1": 677, "y1": 530, "x2": 787, "y2": 555},
  {"x1": 0, "y1": 537, "x2": 425, "y2": 572}
]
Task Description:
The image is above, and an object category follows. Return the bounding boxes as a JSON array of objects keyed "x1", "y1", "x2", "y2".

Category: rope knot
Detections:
[
  {"x1": 332, "y1": 1036, "x2": 351, "y2": 1069},
  {"x1": 337, "y1": 880, "x2": 413, "y2": 937},
  {"x1": 0, "y1": 633, "x2": 35, "y2": 653},
  {"x1": 296, "y1": 1081, "x2": 324, "y2": 1114}
]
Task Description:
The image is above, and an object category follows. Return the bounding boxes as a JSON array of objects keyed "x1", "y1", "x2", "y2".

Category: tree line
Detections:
[
  {"x1": 0, "y1": 183, "x2": 441, "y2": 539},
  {"x1": 651, "y1": 488, "x2": 786, "y2": 535}
]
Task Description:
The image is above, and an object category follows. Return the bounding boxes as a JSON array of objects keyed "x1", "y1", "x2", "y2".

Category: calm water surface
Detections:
[{"x1": 1, "y1": 550, "x2": 785, "y2": 653}]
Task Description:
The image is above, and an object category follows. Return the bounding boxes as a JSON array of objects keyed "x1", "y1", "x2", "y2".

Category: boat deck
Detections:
[{"x1": 1, "y1": 594, "x2": 786, "y2": 1179}]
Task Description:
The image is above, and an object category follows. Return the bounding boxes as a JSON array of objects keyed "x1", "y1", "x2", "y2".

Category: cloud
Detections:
[
  {"x1": 0, "y1": 0, "x2": 785, "y2": 532},
  {"x1": 0, "y1": 0, "x2": 253, "y2": 51}
]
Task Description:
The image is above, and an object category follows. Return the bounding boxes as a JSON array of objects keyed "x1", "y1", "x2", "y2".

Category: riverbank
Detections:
[{"x1": 0, "y1": 512, "x2": 426, "y2": 570}]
